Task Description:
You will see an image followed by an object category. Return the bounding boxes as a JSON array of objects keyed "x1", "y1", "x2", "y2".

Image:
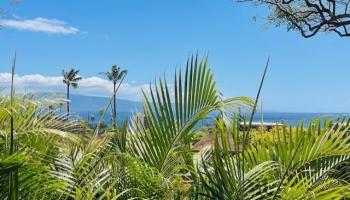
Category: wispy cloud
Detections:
[
  {"x1": 0, "y1": 17, "x2": 79, "y2": 34},
  {"x1": 0, "y1": 73, "x2": 149, "y2": 101}
]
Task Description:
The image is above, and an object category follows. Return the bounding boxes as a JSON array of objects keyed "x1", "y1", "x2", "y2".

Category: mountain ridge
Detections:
[{"x1": 68, "y1": 94, "x2": 143, "y2": 112}]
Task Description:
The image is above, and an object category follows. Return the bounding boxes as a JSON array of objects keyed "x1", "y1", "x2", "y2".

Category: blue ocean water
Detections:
[
  {"x1": 253, "y1": 112, "x2": 350, "y2": 126},
  {"x1": 74, "y1": 111, "x2": 350, "y2": 127}
]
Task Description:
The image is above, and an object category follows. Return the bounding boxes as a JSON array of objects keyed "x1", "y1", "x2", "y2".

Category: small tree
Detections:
[
  {"x1": 100, "y1": 65, "x2": 127, "y2": 128},
  {"x1": 62, "y1": 68, "x2": 82, "y2": 119},
  {"x1": 240, "y1": 0, "x2": 350, "y2": 37}
]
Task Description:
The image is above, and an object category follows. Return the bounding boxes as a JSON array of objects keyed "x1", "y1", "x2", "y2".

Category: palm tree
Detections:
[
  {"x1": 62, "y1": 68, "x2": 82, "y2": 119},
  {"x1": 100, "y1": 65, "x2": 127, "y2": 128}
]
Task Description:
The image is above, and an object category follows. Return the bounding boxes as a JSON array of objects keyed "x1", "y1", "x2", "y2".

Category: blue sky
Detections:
[{"x1": 0, "y1": 0, "x2": 349, "y2": 112}]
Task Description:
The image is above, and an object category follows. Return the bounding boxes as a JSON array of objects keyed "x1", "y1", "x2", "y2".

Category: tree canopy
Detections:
[{"x1": 241, "y1": 0, "x2": 350, "y2": 37}]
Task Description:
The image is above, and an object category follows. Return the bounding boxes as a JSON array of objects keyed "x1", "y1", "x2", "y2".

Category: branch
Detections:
[{"x1": 240, "y1": 0, "x2": 350, "y2": 37}]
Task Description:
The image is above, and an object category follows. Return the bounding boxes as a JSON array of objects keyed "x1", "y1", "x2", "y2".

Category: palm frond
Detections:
[{"x1": 129, "y1": 55, "x2": 249, "y2": 178}]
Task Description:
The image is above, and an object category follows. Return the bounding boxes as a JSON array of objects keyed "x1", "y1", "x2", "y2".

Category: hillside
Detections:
[{"x1": 69, "y1": 94, "x2": 142, "y2": 112}]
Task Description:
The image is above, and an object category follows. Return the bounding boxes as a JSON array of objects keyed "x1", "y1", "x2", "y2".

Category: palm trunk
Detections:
[
  {"x1": 113, "y1": 82, "x2": 116, "y2": 128},
  {"x1": 67, "y1": 85, "x2": 70, "y2": 120}
]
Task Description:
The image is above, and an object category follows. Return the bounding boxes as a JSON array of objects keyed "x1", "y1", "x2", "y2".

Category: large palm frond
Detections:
[
  {"x1": 197, "y1": 118, "x2": 350, "y2": 199},
  {"x1": 129, "y1": 55, "x2": 251, "y2": 178},
  {"x1": 197, "y1": 119, "x2": 280, "y2": 199},
  {"x1": 279, "y1": 175, "x2": 350, "y2": 199},
  {"x1": 52, "y1": 132, "x2": 170, "y2": 199},
  {"x1": 0, "y1": 96, "x2": 81, "y2": 199},
  {"x1": 244, "y1": 119, "x2": 350, "y2": 177},
  {"x1": 243, "y1": 119, "x2": 350, "y2": 198}
]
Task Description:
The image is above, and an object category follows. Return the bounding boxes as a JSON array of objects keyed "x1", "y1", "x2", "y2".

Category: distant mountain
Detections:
[{"x1": 68, "y1": 94, "x2": 142, "y2": 112}]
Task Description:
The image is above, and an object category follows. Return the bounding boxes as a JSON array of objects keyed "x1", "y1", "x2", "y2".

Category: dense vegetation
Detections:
[{"x1": 1, "y1": 56, "x2": 350, "y2": 199}]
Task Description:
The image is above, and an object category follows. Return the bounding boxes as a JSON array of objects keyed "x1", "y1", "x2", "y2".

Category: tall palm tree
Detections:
[
  {"x1": 100, "y1": 65, "x2": 127, "y2": 128},
  {"x1": 62, "y1": 68, "x2": 82, "y2": 119}
]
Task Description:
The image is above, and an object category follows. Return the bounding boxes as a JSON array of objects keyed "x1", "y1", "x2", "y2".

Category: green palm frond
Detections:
[
  {"x1": 0, "y1": 154, "x2": 25, "y2": 176},
  {"x1": 197, "y1": 117, "x2": 350, "y2": 200},
  {"x1": 0, "y1": 96, "x2": 82, "y2": 199},
  {"x1": 72, "y1": 76, "x2": 83, "y2": 82},
  {"x1": 244, "y1": 119, "x2": 350, "y2": 174},
  {"x1": 62, "y1": 68, "x2": 82, "y2": 87},
  {"x1": 101, "y1": 65, "x2": 128, "y2": 84},
  {"x1": 71, "y1": 82, "x2": 78, "y2": 88},
  {"x1": 280, "y1": 175, "x2": 350, "y2": 199},
  {"x1": 111, "y1": 118, "x2": 128, "y2": 152},
  {"x1": 243, "y1": 119, "x2": 350, "y2": 199},
  {"x1": 196, "y1": 118, "x2": 279, "y2": 199},
  {"x1": 129, "y1": 55, "x2": 250, "y2": 179}
]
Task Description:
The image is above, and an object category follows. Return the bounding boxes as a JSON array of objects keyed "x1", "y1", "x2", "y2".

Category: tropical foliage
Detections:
[{"x1": 1, "y1": 56, "x2": 350, "y2": 199}]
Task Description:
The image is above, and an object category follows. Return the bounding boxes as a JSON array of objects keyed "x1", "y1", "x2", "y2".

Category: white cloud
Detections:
[
  {"x1": 0, "y1": 73, "x2": 149, "y2": 101},
  {"x1": 0, "y1": 17, "x2": 79, "y2": 34}
]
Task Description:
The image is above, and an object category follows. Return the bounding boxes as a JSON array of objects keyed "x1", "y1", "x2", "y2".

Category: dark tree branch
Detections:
[{"x1": 241, "y1": 0, "x2": 350, "y2": 37}]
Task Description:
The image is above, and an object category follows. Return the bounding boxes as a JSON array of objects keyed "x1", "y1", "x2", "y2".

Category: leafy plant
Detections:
[
  {"x1": 2, "y1": 54, "x2": 350, "y2": 200},
  {"x1": 129, "y1": 55, "x2": 250, "y2": 180}
]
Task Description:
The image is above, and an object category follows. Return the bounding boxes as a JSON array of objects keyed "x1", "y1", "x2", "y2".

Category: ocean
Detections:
[
  {"x1": 253, "y1": 112, "x2": 350, "y2": 126},
  {"x1": 75, "y1": 111, "x2": 350, "y2": 127}
]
